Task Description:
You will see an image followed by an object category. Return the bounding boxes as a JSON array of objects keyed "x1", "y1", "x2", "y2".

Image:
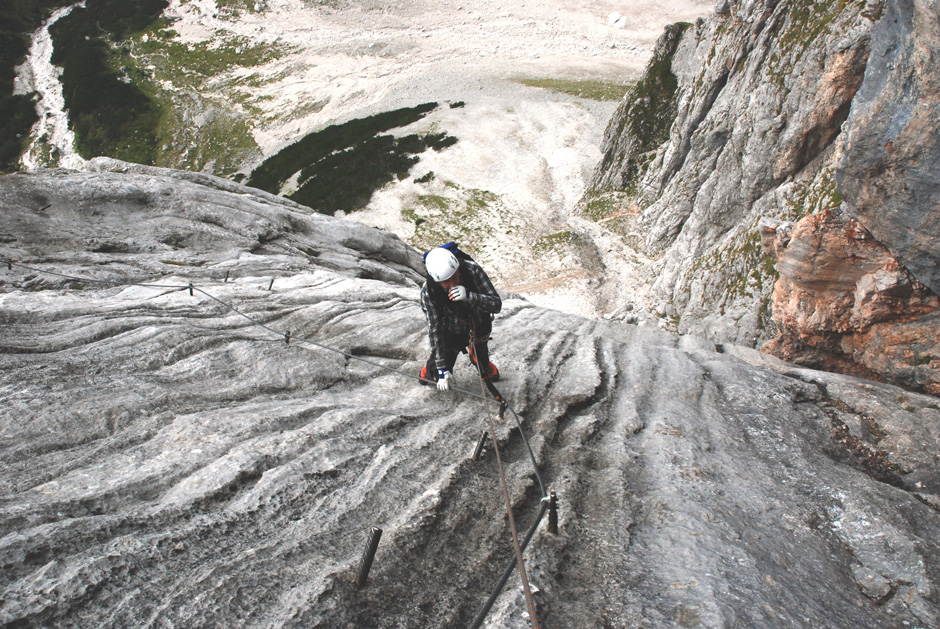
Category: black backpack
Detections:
[{"x1": 422, "y1": 241, "x2": 475, "y2": 265}]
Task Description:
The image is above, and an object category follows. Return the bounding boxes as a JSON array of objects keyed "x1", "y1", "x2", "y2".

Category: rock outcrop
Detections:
[
  {"x1": 2, "y1": 163, "x2": 940, "y2": 627},
  {"x1": 760, "y1": 210, "x2": 940, "y2": 394},
  {"x1": 585, "y1": 0, "x2": 940, "y2": 394}
]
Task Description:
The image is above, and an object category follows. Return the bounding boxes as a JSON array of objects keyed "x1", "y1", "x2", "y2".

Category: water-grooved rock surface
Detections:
[{"x1": 2, "y1": 163, "x2": 940, "y2": 627}]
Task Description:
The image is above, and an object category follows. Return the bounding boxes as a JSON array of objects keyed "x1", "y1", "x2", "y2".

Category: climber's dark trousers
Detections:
[{"x1": 424, "y1": 319, "x2": 492, "y2": 380}]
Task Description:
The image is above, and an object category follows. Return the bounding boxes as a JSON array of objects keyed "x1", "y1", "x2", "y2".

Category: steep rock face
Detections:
[
  {"x1": 589, "y1": 22, "x2": 691, "y2": 194},
  {"x1": 2, "y1": 164, "x2": 940, "y2": 627},
  {"x1": 587, "y1": 0, "x2": 879, "y2": 345},
  {"x1": 760, "y1": 0, "x2": 940, "y2": 394},
  {"x1": 837, "y1": 0, "x2": 940, "y2": 297},
  {"x1": 587, "y1": 0, "x2": 940, "y2": 394},
  {"x1": 0, "y1": 157, "x2": 423, "y2": 287}
]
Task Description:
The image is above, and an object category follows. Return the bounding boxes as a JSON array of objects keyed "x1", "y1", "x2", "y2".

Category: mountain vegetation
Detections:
[
  {"x1": 48, "y1": 0, "x2": 169, "y2": 165},
  {"x1": 0, "y1": 0, "x2": 73, "y2": 172},
  {"x1": 247, "y1": 103, "x2": 458, "y2": 215}
]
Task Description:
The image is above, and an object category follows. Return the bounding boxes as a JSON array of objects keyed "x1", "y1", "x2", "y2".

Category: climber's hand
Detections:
[
  {"x1": 436, "y1": 369, "x2": 453, "y2": 391},
  {"x1": 449, "y1": 286, "x2": 469, "y2": 302}
]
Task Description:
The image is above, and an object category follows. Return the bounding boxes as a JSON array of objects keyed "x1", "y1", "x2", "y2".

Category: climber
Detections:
[{"x1": 419, "y1": 244, "x2": 502, "y2": 391}]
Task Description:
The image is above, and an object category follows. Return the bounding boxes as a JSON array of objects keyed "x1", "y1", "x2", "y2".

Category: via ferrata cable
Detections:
[{"x1": 471, "y1": 323, "x2": 540, "y2": 629}]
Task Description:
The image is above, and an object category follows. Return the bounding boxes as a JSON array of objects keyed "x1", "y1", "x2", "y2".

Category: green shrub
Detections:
[
  {"x1": 289, "y1": 132, "x2": 457, "y2": 215},
  {"x1": 249, "y1": 102, "x2": 440, "y2": 192},
  {"x1": 0, "y1": 94, "x2": 37, "y2": 171}
]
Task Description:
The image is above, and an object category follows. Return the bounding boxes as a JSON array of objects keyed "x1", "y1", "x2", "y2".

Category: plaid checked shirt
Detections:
[{"x1": 420, "y1": 260, "x2": 502, "y2": 370}]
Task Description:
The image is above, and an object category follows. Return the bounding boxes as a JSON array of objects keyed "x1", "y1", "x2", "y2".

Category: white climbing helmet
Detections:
[{"x1": 426, "y1": 247, "x2": 459, "y2": 282}]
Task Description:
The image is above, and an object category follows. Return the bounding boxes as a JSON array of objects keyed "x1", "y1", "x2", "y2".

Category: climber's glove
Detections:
[
  {"x1": 436, "y1": 369, "x2": 453, "y2": 391},
  {"x1": 449, "y1": 286, "x2": 470, "y2": 302}
]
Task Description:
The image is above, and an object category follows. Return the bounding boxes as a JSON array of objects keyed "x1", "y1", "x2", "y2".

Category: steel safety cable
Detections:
[
  {"x1": 469, "y1": 500, "x2": 549, "y2": 629},
  {"x1": 4, "y1": 258, "x2": 552, "y2": 489},
  {"x1": 1, "y1": 257, "x2": 191, "y2": 290},
  {"x1": 471, "y1": 325, "x2": 540, "y2": 629},
  {"x1": 2, "y1": 257, "x2": 551, "y2": 451},
  {"x1": 189, "y1": 286, "x2": 505, "y2": 403},
  {"x1": 2, "y1": 259, "x2": 552, "y2": 476},
  {"x1": 4, "y1": 256, "x2": 557, "y2": 626},
  {"x1": 479, "y1": 379, "x2": 548, "y2": 499},
  {"x1": 0, "y1": 255, "x2": 497, "y2": 403}
]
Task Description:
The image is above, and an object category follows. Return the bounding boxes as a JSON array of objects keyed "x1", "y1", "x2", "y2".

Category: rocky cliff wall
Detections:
[
  {"x1": 2, "y1": 162, "x2": 940, "y2": 627},
  {"x1": 587, "y1": 0, "x2": 940, "y2": 394},
  {"x1": 837, "y1": 0, "x2": 940, "y2": 296}
]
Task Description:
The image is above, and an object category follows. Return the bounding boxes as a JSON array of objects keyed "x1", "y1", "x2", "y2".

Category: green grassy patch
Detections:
[
  {"x1": 578, "y1": 192, "x2": 646, "y2": 248},
  {"x1": 110, "y1": 23, "x2": 289, "y2": 173},
  {"x1": 151, "y1": 95, "x2": 259, "y2": 176},
  {"x1": 784, "y1": 168, "x2": 843, "y2": 220},
  {"x1": 582, "y1": 195, "x2": 620, "y2": 222},
  {"x1": 780, "y1": 0, "x2": 849, "y2": 50},
  {"x1": 517, "y1": 78, "x2": 633, "y2": 102},
  {"x1": 248, "y1": 103, "x2": 458, "y2": 214},
  {"x1": 214, "y1": 0, "x2": 264, "y2": 17},
  {"x1": 401, "y1": 184, "x2": 503, "y2": 260},
  {"x1": 624, "y1": 22, "x2": 691, "y2": 152},
  {"x1": 42, "y1": 0, "x2": 283, "y2": 171},
  {"x1": 766, "y1": 0, "x2": 861, "y2": 86},
  {"x1": 533, "y1": 230, "x2": 574, "y2": 255},
  {"x1": 128, "y1": 33, "x2": 285, "y2": 90},
  {"x1": 688, "y1": 222, "x2": 779, "y2": 325}
]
